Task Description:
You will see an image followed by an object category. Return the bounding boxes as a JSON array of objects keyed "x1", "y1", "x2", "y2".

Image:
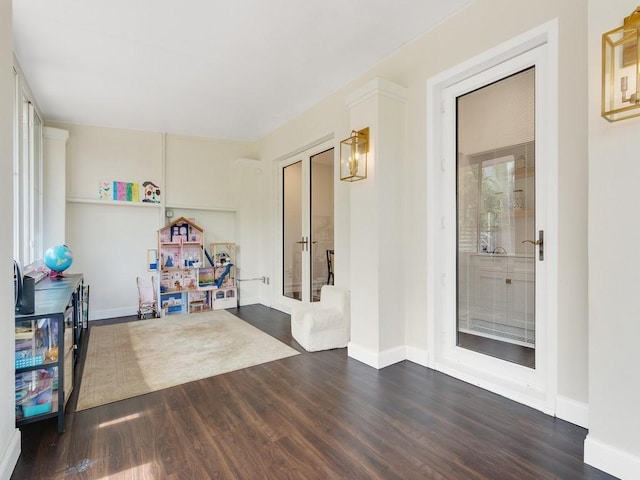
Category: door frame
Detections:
[
  {"x1": 273, "y1": 137, "x2": 335, "y2": 314},
  {"x1": 426, "y1": 20, "x2": 558, "y2": 414}
]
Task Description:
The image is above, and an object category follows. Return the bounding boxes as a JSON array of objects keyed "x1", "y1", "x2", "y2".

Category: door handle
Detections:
[
  {"x1": 296, "y1": 237, "x2": 309, "y2": 251},
  {"x1": 522, "y1": 230, "x2": 544, "y2": 261}
]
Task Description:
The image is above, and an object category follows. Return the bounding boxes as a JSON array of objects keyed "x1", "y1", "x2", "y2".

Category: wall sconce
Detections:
[
  {"x1": 602, "y1": 5, "x2": 640, "y2": 121},
  {"x1": 340, "y1": 127, "x2": 369, "y2": 182}
]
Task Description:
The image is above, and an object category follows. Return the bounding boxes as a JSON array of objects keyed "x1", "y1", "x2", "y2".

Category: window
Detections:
[{"x1": 13, "y1": 65, "x2": 44, "y2": 267}]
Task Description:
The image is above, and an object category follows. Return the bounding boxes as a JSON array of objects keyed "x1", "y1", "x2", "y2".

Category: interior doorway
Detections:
[{"x1": 281, "y1": 144, "x2": 335, "y2": 307}]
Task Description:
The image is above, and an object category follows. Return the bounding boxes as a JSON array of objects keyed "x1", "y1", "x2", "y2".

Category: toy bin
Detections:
[
  {"x1": 15, "y1": 348, "x2": 45, "y2": 369},
  {"x1": 15, "y1": 372, "x2": 53, "y2": 419}
]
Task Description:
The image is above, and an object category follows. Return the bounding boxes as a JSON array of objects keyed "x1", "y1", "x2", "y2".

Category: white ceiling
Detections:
[{"x1": 13, "y1": 0, "x2": 474, "y2": 141}]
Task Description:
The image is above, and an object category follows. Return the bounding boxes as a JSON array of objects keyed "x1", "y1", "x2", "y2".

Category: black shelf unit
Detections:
[{"x1": 15, "y1": 274, "x2": 85, "y2": 433}]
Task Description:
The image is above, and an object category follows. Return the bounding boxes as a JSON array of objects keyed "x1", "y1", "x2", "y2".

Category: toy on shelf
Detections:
[
  {"x1": 214, "y1": 263, "x2": 234, "y2": 288},
  {"x1": 211, "y1": 243, "x2": 236, "y2": 288},
  {"x1": 44, "y1": 244, "x2": 73, "y2": 278}
]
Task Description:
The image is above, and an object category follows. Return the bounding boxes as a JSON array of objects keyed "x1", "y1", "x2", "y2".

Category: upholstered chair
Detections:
[{"x1": 291, "y1": 286, "x2": 350, "y2": 352}]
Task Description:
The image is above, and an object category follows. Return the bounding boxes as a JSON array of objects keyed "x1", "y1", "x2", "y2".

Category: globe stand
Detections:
[{"x1": 48, "y1": 270, "x2": 66, "y2": 279}]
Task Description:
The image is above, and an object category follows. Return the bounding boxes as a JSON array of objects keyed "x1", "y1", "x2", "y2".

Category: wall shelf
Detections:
[{"x1": 67, "y1": 197, "x2": 162, "y2": 208}]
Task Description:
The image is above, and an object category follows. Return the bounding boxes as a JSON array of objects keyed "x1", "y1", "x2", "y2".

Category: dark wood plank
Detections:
[{"x1": 12, "y1": 305, "x2": 613, "y2": 479}]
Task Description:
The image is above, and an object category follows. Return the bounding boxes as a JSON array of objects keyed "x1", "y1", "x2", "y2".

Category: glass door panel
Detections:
[
  {"x1": 281, "y1": 146, "x2": 335, "y2": 305},
  {"x1": 283, "y1": 161, "x2": 302, "y2": 300},
  {"x1": 310, "y1": 149, "x2": 334, "y2": 302},
  {"x1": 456, "y1": 67, "x2": 536, "y2": 368}
]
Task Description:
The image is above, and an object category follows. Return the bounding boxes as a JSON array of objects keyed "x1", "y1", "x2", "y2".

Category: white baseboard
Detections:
[
  {"x1": 555, "y1": 395, "x2": 588, "y2": 428},
  {"x1": 238, "y1": 296, "x2": 260, "y2": 307},
  {"x1": 585, "y1": 434, "x2": 639, "y2": 479},
  {"x1": 91, "y1": 300, "x2": 260, "y2": 321},
  {"x1": 0, "y1": 429, "x2": 21, "y2": 480},
  {"x1": 90, "y1": 306, "x2": 137, "y2": 320},
  {"x1": 378, "y1": 346, "x2": 407, "y2": 368},
  {"x1": 406, "y1": 346, "x2": 430, "y2": 367},
  {"x1": 347, "y1": 343, "x2": 407, "y2": 369},
  {"x1": 347, "y1": 342, "x2": 381, "y2": 368}
]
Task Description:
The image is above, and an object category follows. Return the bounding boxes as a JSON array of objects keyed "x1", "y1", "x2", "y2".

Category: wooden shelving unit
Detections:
[{"x1": 157, "y1": 217, "x2": 237, "y2": 315}]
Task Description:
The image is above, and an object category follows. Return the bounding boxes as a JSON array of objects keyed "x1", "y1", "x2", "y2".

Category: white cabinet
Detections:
[{"x1": 465, "y1": 254, "x2": 535, "y2": 346}]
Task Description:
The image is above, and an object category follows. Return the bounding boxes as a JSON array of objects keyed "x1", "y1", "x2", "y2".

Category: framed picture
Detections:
[{"x1": 147, "y1": 249, "x2": 158, "y2": 271}]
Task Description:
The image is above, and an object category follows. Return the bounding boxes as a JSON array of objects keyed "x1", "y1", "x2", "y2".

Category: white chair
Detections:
[{"x1": 291, "y1": 285, "x2": 350, "y2": 352}]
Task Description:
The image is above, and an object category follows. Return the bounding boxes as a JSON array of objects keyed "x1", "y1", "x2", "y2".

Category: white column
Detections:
[
  {"x1": 43, "y1": 127, "x2": 69, "y2": 248},
  {"x1": 346, "y1": 78, "x2": 407, "y2": 368}
]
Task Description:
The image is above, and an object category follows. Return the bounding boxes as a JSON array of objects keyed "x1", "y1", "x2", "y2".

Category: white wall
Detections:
[
  {"x1": 9, "y1": 0, "x2": 628, "y2": 477},
  {"x1": 1, "y1": 0, "x2": 21, "y2": 477},
  {"x1": 258, "y1": 0, "x2": 589, "y2": 418},
  {"x1": 165, "y1": 135, "x2": 255, "y2": 209},
  {"x1": 586, "y1": 2, "x2": 640, "y2": 478},
  {"x1": 54, "y1": 123, "x2": 263, "y2": 319}
]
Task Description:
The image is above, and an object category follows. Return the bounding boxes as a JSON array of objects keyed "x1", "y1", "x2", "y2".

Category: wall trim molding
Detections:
[
  {"x1": 234, "y1": 157, "x2": 263, "y2": 172},
  {"x1": 271, "y1": 133, "x2": 335, "y2": 164},
  {"x1": 43, "y1": 126, "x2": 69, "y2": 141},
  {"x1": 584, "y1": 434, "x2": 640, "y2": 479},
  {"x1": 0, "y1": 429, "x2": 21, "y2": 480},
  {"x1": 346, "y1": 77, "x2": 408, "y2": 108},
  {"x1": 556, "y1": 395, "x2": 588, "y2": 428}
]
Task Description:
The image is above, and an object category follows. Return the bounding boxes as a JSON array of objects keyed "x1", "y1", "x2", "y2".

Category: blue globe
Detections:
[{"x1": 44, "y1": 245, "x2": 73, "y2": 273}]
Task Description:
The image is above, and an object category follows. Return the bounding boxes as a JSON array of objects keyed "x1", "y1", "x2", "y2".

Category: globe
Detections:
[{"x1": 44, "y1": 245, "x2": 73, "y2": 273}]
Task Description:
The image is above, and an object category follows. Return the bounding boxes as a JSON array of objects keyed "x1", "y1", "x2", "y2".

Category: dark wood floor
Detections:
[{"x1": 12, "y1": 305, "x2": 612, "y2": 479}]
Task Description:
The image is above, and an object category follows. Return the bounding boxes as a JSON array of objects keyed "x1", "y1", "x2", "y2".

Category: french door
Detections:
[
  {"x1": 428, "y1": 34, "x2": 558, "y2": 413},
  {"x1": 280, "y1": 142, "x2": 334, "y2": 308}
]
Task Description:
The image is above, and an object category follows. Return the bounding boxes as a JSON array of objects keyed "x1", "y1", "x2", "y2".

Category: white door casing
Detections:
[
  {"x1": 426, "y1": 21, "x2": 558, "y2": 414},
  {"x1": 274, "y1": 138, "x2": 335, "y2": 313}
]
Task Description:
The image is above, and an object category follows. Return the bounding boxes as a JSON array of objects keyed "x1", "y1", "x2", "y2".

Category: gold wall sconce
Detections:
[
  {"x1": 602, "y1": 5, "x2": 640, "y2": 121},
  {"x1": 340, "y1": 127, "x2": 369, "y2": 182}
]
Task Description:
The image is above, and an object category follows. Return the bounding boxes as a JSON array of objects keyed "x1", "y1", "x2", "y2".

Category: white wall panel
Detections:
[{"x1": 1, "y1": 0, "x2": 21, "y2": 476}]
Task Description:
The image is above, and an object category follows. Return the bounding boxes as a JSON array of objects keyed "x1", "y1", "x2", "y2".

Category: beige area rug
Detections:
[{"x1": 76, "y1": 310, "x2": 299, "y2": 411}]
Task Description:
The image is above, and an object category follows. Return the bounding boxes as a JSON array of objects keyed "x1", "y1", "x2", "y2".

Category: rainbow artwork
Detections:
[{"x1": 99, "y1": 181, "x2": 140, "y2": 202}]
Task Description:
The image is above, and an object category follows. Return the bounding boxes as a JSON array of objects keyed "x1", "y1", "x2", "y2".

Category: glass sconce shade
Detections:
[
  {"x1": 340, "y1": 127, "x2": 369, "y2": 182},
  {"x1": 602, "y1": 6, "x2": 640, "y2": 121}
]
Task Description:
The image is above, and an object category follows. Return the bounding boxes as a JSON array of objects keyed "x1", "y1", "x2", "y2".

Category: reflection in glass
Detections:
[
  {"x1": 310, "y1": 150, "x2": 334, "y2": 302},
  {"x1": 283, "y1": 149, "x2": 335, "y2": 303},
  {"x1": 456, "y1": 68, "x2": 536, "y2": 368}
]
